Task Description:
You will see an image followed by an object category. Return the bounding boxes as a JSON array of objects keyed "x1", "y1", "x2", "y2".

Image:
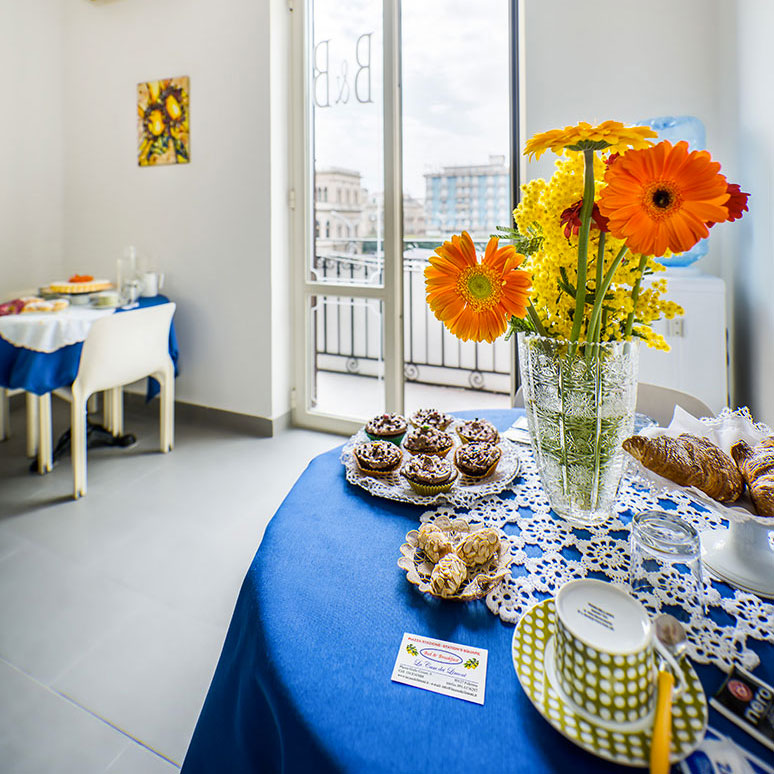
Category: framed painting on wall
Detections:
[{"x1": 137, "y1": 76, "x2": 190, "y2": 166}]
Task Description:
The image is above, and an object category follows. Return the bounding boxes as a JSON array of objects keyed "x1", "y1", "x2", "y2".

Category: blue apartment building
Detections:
[{"x1": 424, "y1": 155, "x2": 510, "y2": 238}]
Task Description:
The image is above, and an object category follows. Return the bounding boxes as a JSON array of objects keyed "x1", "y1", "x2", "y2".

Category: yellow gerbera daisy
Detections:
[
  {"x1": 524, "y1": 121, "x2": 657, "y2": 160},
  {"x1": 425, "y1": 232, "x2": 532, "y2": 343}
]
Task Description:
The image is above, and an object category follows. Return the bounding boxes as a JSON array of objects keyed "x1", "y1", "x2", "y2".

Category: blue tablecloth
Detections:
[
  {"x1": 182, "y1": 410, "x2": 773, "y2": 774},
  {"x1": 0, "y1": 295, "x2": 179, "y2": 399}
]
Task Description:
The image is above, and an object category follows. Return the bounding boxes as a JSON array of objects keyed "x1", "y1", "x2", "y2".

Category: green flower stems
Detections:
[
  {"x1": 583, "y1": 232, "x2": 608, "y2": 366},
  {"x1": 591, "y1": 231, "x2": 607, "y2": 346},
  {"x1": 586, "y1": 243, "x2": 629, "y2": 354},
  {"x1": 527, "y1": 301, "x2": 549, "y2": 338},
  {"x1": 569, "y1": 149, "x2": 597, "y2": 346},
  {"x1": 624, "y1": 253, "x2": 649, "y2": 338}
]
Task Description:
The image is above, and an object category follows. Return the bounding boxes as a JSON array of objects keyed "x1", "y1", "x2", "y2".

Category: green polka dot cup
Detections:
[{"x1": 555, "y1": 579, "x2": 682, "y2": 724}]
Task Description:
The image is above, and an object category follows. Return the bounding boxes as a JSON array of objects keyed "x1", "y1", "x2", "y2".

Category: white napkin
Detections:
[
  {"x1": 503, "y1": 416, "x2": 531, "y2": 445},
  {"x1": 640, "y1": 405, "x2": 770, "y2": 457}
]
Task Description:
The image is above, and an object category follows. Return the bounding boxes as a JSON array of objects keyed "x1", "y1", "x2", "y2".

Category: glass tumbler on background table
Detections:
[
  {"x1": 629, "y1": 510, "x2": 706, "y2": 623},
  {"x1": 117, "y1": 245, "x2": 138, "y2": 303}
]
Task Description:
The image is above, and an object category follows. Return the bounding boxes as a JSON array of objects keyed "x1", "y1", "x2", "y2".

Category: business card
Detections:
[{"x1": 391, "y1": 632, "x2": 488, "y2": 705}]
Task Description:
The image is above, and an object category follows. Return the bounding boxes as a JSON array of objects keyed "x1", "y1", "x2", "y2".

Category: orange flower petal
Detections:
[
  {"x1": 599, "y1": 140, "x2": 734, "y2": 256},
  {"x1": 425, "y1": 232, "x2": 531, "y2": 342}
]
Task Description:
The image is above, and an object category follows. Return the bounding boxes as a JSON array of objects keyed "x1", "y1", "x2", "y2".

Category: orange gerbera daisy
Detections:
[
  {"x1": 598, "y1": 140, "x2": 731, "y2": 256},
  {"x1": 425, "y1": 232, "x2": 531, "y2": 343}
]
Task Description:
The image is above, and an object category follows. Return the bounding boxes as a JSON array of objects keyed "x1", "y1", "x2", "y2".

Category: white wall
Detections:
[
  {"x1": 522, "y1": 0, "x2": 758, "y2": 414},
  {"x1": 60, "y1": 0, "x2": 290, "y2": 421},
  {"x1": 0, "y1": 0, "x2": 64, "y2": 293},
  {"x1": 734, "y1": 0, "x2": 774, "y2": 425},
  {"x1": 523, "y1": 0, "x2": 736, "y2": 219}
]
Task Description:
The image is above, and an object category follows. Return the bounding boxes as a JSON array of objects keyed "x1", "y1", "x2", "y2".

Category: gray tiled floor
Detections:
[{"x1": 0, "y1": 398, "x2": 341, "y2": 772}]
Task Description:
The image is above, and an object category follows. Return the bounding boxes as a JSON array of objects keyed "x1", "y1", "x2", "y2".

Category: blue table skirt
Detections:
[
  {"x1": 0, "y1": 295, "x2": 179, "y2": 399},
  {"x1": 182, "y1": 410, "x2": 774, "y2": 774}
]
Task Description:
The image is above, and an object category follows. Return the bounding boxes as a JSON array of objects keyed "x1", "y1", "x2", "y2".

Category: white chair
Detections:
[
  {"x1": 58, "y1": 302, "x2": 176, "y2": 498},
  {"x1": 513, "y1": 381, "x2": 714, "y2": 427},
  {"x1": 634, "y1": 382, "x2": 713, "y2": 427}
]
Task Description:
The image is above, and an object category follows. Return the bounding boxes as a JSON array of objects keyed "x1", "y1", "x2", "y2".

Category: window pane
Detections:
[
  {"x1": 309, "y1": 294, "x2": 385, "y2": 418},
  {"x1": 401, "y1": 0, "x2": 512, "y2": 412},
  {"x1": 311, "y1": 0, "x2": 384, "y2": 286}
]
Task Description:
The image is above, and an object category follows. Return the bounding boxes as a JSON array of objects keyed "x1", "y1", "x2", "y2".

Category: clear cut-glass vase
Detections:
[{"x1": 517, "y1": 332, "x2": 639, "y2": 526}]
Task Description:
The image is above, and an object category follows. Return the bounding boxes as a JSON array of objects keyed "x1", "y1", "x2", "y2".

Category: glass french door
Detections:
[
  {"x1": 291, "y1": 0, "x2": 401, "y2": 434},
  {"x1": 291, "y1": 0, "x2": 517, "y2": 432}
]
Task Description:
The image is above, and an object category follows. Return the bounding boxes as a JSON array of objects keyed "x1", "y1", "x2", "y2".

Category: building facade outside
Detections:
[
  {"x1": 424, "y1": 154, "x2": 510, "y2": 238},
  {"x1": 403, "y1": 194, "x2": 426, "y2": 238},
  {"x1": 359, "y1": 192, "x2": 426, "y2": 248},
  {"x1": 314, "y1": 168, "x2": 366, "y2": 257}
]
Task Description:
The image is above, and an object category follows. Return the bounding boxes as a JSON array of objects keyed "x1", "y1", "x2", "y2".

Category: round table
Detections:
[{"x1": 181, "y1": 409, "x2": 773, "y2": 773}]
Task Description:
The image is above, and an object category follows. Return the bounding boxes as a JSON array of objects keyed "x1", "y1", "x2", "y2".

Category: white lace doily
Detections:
[
  {"x1": 418, "y1": 438, "x2": 774, "y2": 673},
  {"x1": 341, "y1": 429, "x2": 521, "y2": 507}
]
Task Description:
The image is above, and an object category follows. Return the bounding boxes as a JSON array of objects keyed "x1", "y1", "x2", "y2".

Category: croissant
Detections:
[
  {"x1": 730, "y1": 437, "x2": 774, "y2": 518},
  {"x1": 622, "y1": 433, "x2": 744, "y2": 502}
]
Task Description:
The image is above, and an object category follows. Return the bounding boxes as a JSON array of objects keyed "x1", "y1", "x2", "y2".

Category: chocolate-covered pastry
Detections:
[
  {"x1": 457, "y1": 418, "x2": 499, "y2": 445},
  {"x1": 403, "y1": 426, "x2": 454, "y2": 457},
  {"x1": 401, "y1": 454, "x2": 458, "y2": 494},
  {"x1": 456, "y1": 528, "x2": 501, "y2": 566},
  {"x1": 401, "y1": 454, "x2": 455, "y2": 485},
  {"x1": 731, "y1": 437, "x2": 774, "y2": 518},
  {"x1": 409, "y1": 409, "x2": 453, "y2": 430},
  {"x1": 430, "y1": 553, "x2": 467, "y2": 596},
  {"x1": 364, "y1": 413, "x2": 407, "y2": 444},
  {"x1": 353, "y1": 440, "x2": 403, "y2": 476},
  {"x1": 622, "y1": 433, "x2": 744, "y2": 502},
  {"x1": 454, "y1": 442, "x2": 502, "y2": 479}
]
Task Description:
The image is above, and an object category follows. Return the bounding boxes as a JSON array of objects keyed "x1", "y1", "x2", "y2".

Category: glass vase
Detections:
[{"x1": 517, "y1": 332, "x2": 639, "y2": 526}]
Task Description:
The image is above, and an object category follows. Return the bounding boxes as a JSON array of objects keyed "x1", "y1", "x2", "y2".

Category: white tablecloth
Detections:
[{"x1": 0, "y1": 307, "x2": 115, "y2": 353}]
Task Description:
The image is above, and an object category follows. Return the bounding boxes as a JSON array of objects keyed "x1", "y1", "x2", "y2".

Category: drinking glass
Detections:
[
  {"x1": 629, "y1": 510, "x2": 705, "y2": 623},
  {"x1": 116, "y1": 246, "x2": 137, "y2": 301}
]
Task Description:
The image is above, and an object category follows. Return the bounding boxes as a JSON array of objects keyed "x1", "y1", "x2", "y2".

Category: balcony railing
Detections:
[{"x1": 312, "y1": 244, "x2": 512, "y2": 394}]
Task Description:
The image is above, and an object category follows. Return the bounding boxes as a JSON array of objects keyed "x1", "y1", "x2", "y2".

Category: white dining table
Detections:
[{"x1": 0, "y1": 296, "x2": 176, "y2": 473}]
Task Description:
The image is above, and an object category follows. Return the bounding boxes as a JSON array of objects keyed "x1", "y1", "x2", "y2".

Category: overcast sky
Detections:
[{"x1": 313, "y1": 0, "x2": 510, "y2": 199}]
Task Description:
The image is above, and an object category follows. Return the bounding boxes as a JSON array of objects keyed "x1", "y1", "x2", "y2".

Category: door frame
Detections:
[{"x1": 289, "y1": 0, "x2": 404, "y2": 434}]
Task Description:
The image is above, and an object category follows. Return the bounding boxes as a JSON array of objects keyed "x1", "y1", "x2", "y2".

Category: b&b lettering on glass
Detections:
[{"x1": 314, "y1": 33, "x2": 374, "y2": 108}]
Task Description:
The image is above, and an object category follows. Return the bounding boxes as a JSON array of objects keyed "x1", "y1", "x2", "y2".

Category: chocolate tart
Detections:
[
  {"x1": 457, "y1": 418, "x2": 499, "y2": 445},
  {"x1": 353, "y1": 440, "x2": 403, "y2": 477},
  {"x1": 364, "y1": 413, "x2": 407, "y2": 445},
  {"x1": 401, "y1": 454, "x2": 458, "y2": 495},
  {"x1": 403, "y1": 426, "x2": 455, "y2": 457},
  {"x1": 409, "y1": 408, "x2": 453, "y2": 430},
  {"x1": 454, "y1": 442, "x2": 502, "y2": 480}
]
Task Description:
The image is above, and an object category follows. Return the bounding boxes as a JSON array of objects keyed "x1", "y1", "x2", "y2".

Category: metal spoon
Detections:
[{"x1": 651, "y1": 614, "x2": 688, "y2": 774}]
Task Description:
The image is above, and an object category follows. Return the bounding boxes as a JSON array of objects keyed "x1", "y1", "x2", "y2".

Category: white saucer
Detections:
[{"x1": 512, "y1": 598, "x2": 708, "y2": 767}]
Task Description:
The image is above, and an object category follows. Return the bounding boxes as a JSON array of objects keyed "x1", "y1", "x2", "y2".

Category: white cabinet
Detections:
[{"x1": 639, "y1": 269, "x2": 728, "y2": 413}]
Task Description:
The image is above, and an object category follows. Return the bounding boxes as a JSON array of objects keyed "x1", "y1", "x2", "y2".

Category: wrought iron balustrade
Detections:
[{"x1": 312, "y1": 245, "x2": 512, "y2": 393}]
